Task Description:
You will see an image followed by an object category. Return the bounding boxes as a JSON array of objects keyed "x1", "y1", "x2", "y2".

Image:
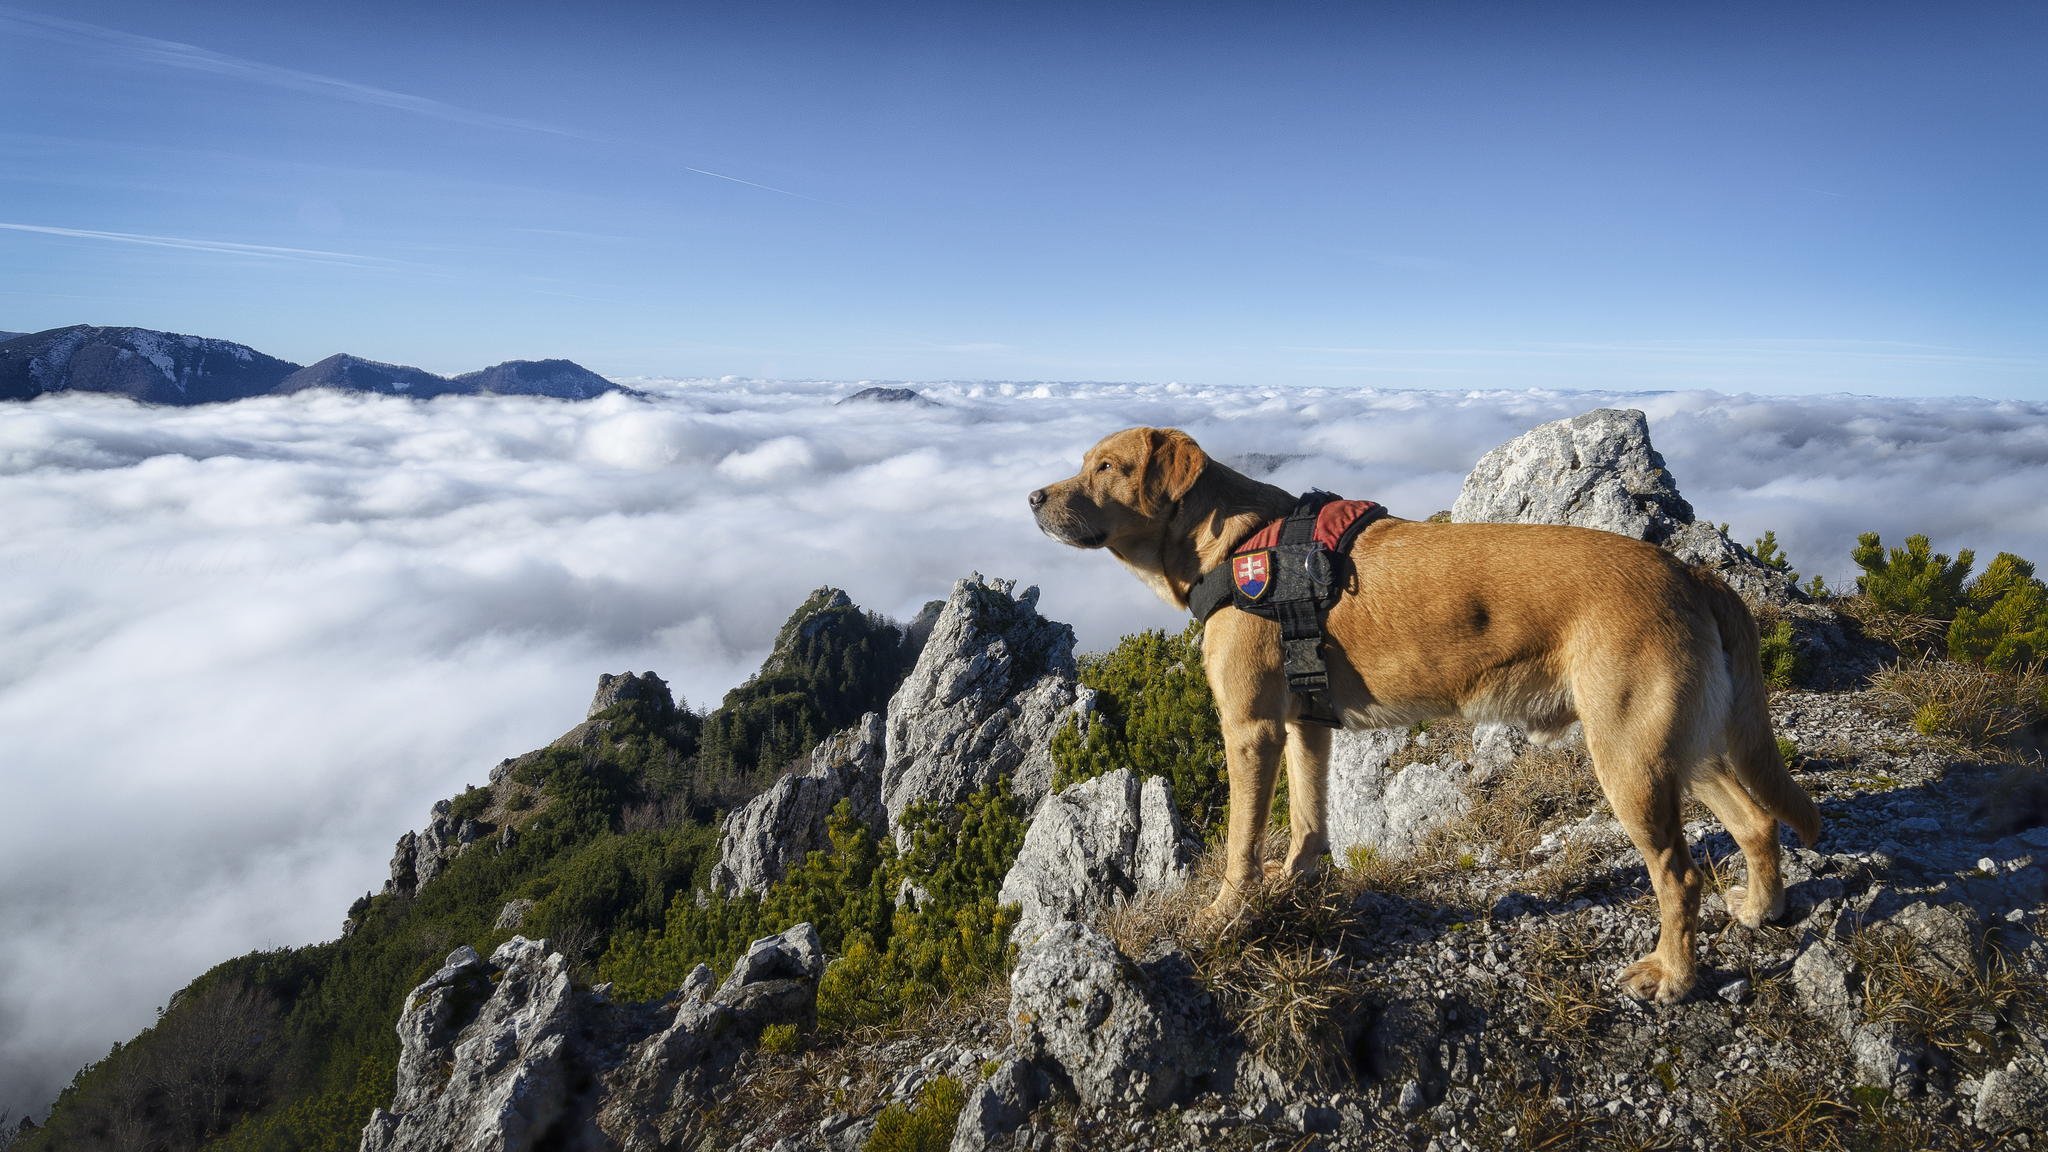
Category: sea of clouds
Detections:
[{"x1": 3, "y1": 378, "x2": 2046, "y2": 1117}]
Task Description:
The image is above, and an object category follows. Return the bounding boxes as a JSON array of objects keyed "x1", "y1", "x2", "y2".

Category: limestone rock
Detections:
[
  {"x1": 1451, "y1": 408, "x2": 1695, "y2": 541},
  {"x1": 1326, "y1": 728, "x2": 1477, "y2": 862},
  {"x1": 601, "y1": 925, "x2": 825, "y2": 1150},
  {"x1": 709, "y1": 713, "x2": 887, "y2": 895},
  {"x1": 1009, "y1": 922, "x2": 1215, "y2": 1111},
  {"x1": 587, "y1": 671, "x2": 676, "y2": 719},
  {"x1": 998, "y1": 769, "x2": 1196, "y2": 945},
  {"x1": 362, "y1": 938, "x2": 585, "y2": 1152},
  {"x1": 881, "y1": 575, "x2": 1090, "y2": 833},
  {"x1": 1451, "y1": 408, "x2": 1802, "y2": 606},
  {"x1": 949, "y1": 1056, "x2": 1039, "y2": 1152},
  {"x1": 1977, "y1": 1055, "x2": 2048, "y2": 1135}
]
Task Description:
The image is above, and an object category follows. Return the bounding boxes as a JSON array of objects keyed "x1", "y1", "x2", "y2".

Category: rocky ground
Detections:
[{"x1": 358, "y1": 408, "x2": 2048, "y2": 1152}]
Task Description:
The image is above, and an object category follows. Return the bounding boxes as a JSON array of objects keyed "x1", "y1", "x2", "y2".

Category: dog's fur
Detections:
[{"x1": 1030, "y1": 427, "x2": 1821, "y2": 1003}]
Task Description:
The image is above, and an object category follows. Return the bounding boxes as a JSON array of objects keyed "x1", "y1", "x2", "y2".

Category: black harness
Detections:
[{"x1": 1186, "y1": 491, "x2": 1386, "y2": 727}]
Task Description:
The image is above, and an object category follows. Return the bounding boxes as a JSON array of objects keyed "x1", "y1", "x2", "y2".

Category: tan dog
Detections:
[{"x1": 1029, "y1": 427, "x2": 1820, "y2": 1003}]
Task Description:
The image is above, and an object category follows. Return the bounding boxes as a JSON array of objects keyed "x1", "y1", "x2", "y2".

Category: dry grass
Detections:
[
  {"x1": 1836, "y1": 595, "x2": 1948, "y2": 657},
  {"x1": 1844, "y1": 921, "x2": 2043, "y2": 1073},
  {"x1": 1870, "y1": 656, "x2": 2048, "y2": 754},
  {"x1": 1519, "y1": 921, "x2": 1612, "y2": 1052},
  {"x1": 1712, "y1": 1068, "x2": 1857, "y2": 1152}
]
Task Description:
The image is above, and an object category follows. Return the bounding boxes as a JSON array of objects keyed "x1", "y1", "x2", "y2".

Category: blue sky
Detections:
[{"x1": 2, "y1": 1, "x2": 2044, "y2": 397}]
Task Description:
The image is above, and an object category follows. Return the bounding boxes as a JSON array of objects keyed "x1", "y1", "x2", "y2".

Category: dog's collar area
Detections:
[{"x1": 1186, "y1": 491, "x2": 1387, "y2": 726}]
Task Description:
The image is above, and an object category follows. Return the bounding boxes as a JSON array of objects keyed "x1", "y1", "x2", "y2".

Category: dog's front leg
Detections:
[
  {"x1": 1197, "y1": 617, "x2": 1291, "y2": 929},
  {"x1": 1277, "y1": 720, "x2": 1332, "y2": 880}
]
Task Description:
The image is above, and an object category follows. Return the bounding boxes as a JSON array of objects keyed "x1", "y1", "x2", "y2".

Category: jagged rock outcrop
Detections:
[
  {"x1": 361, "y1": 938, "x2": 586, "y2": 1152},
  {"x1": 587, "y1": 671, "x2": 675, "y2": 719},
  {"x1": 599, "y1": 925, "x2": 825, "y2": 1150},
  {"x1": 1009, "y1": 923, "x2": 1217, "y2": 1111},
  {"x1": 880, "y1": 576, "x2": 1092, "y2": 832},
  {"x1": 708, "y1": 713, "x2": 886, "y2": 895},
  {"x1": 1450, "y1": 408, "x2": 1878, "y2": 684},
  {"x1": 361, "y1": 926, "x2": 825, "y2": 1152},
  {"x1": 998, "y1": 768, "x2": 1195, "y2": 945},
  {"x1": 1451, "y1": 408, "x2": 1799, "y2": 605}
]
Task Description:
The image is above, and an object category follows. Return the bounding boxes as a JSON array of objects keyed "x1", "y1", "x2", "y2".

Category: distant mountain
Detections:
[
  {"x1": 452, "y1": 359, "x2": 617, "y2": 399},
  {"x1": 275, "y1": 353, "x2": 459, "y2": 398},
  {"x1": 0, "y1": 325, "x2": 301, "y2": 404},
  {"x1": 838, "y1": 385, "x2": 938, "y2": 406},
  {"x1": 0, "y1": 325, "x2": 623, "y2": 405}
]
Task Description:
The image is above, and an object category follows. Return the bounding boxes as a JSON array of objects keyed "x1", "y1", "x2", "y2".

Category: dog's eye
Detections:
[{"x1": 1096, "y1": 461, "x2": 1112, "y2": 473}]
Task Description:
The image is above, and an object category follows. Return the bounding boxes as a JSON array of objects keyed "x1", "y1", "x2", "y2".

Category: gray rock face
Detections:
[
  {"x1": 1452, "y1": 408, "x2": 1695, "y2": 540},
  {"x1": 881, "y1": 576, "x2": 1091, "y2": 832},
  {"x1": 1009, "y1": 923, "x2": 1215, "y2": 1111},
  {"x1": 710, "y1": 714, "x2": 887, "y2": 895},
  {"x1": 587, "y1": 671, "x2": 675, "y2": 719},
  {"x1": 1451, "y1": 408, "x2": 1801, "y2": 606},
  {"x1": 1326, "y1": 725, "x2": 1526, "y2": 863},
  {"x1": 600, "y1": 924, "x2": 825, "y2": 1150},
  {"x1": 998, "y1": 769, "x2": 1196, "y2": 945},
  {"x1": 361, "y1": 926, "x2": 826, "y2": 1152},
  {"x1": 1978, "y1": 1056, "x2": 2048, "y2": 1135},
  {"x1": 949, "y1": 1056, "x2": 1039, "y2": 1152},
  {"x1": 362, "y1": 938, "x2": 582, "y2": 1152}
]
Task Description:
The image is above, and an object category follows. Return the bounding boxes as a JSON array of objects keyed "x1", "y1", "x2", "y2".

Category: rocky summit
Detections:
[{"x1": 23, "y1": 406, "x2": 2047, "y2": 1152}]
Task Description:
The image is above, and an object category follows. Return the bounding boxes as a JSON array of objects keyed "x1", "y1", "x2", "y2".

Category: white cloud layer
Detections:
[{"x1": 4, "y1": 379, "x2": 2046, "y2": 1117}]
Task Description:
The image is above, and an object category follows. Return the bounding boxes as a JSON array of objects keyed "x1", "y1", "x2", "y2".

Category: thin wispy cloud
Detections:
[
  {"x1": 0, "y1": 222, "x2": 393, "y2": 266},
  {"x1": 0, "y1": 6, "x2": 816, "y2": 201}
]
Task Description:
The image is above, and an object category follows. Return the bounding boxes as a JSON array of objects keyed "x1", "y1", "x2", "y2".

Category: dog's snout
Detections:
[{"x1": 1028, "y1": 488, "x2": 1048, "y2": 509}]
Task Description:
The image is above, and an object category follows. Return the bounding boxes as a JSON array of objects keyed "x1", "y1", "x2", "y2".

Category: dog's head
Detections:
[{"x1": 1029, "y1": 427, "x2": 1208, "y2": 549}]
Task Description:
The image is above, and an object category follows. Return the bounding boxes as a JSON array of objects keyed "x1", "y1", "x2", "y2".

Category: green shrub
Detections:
[
  {"x1": 447, "y1": 784, "x2": 493, "y2": 824},
  {"x1": 864, "y1": 1076, "x2": 966, "y2": 1152},
  {"x1": 1947, "y1": 553, "x2": 2048, "y2": 672},
  {"x1": 1853, "y1": 532, "x2": 1975, "y2": 620},
  {"x1": 1758, "y1": 619, "x2": 1804, "y2": 690},
  {"x1": 1752, "y1": 530, "x2": 1793, "y2": 574},
  {"x1": 602, "y1": 785, "x2": 1027, "y2": 1034},
  {"x1": 1051, "y1": 623, "x2": 1228, "y2": 833},
  {"x1": 758, "y1": 1022, "x2": 800, "y2": 1055}
]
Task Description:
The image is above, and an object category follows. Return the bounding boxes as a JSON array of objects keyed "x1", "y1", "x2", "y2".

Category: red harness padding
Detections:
[{"x1": 1235, "y1": 498, "x2": 1385, "y2": 556}]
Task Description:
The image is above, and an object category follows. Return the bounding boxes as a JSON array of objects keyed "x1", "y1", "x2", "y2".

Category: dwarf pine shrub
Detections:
[
  {"x1": 1853, "y1": 532, "x2": 1975, "y2": 620},
  {"x1": 1051, "y1": 622, "x2": 1228, "y2": 833}
]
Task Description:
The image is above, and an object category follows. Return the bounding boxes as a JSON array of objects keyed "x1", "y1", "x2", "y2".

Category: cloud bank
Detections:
[{"x1": 4, "y1": 379, "x2": 2045, "y2": 1117}]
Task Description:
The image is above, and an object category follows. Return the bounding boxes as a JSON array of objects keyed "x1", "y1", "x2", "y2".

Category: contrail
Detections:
[
  {"x1": 0, "y1": 6, "x2": 818, "y2": 202},
  {"x1": 0, "y1": 222, "x2": 393, "y2": 266}
]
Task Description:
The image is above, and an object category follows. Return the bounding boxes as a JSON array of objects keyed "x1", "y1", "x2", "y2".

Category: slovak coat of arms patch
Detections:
[{"x1": 1232, "y1": 550, "x2": 1272, "y2": 600}]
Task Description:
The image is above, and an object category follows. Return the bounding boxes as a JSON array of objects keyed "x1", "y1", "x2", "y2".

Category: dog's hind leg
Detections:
[
  {"x1": 1275, "y1": 720, "x2": 1332, "y2": 880},
  {"x1": 1584, "y1": 710, "x2": 1702, "y2": 1003},
  {"x1": 1690, "y1": 765, "x2": 1787, "y2": 928}
]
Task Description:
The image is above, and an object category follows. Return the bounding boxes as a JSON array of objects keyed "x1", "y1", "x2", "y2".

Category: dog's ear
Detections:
[{"x1": 1143, "y1": 428, "x2": 1207, "y2": 513}]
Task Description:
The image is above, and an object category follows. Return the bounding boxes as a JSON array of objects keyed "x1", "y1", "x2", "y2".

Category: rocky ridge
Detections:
[
  {"x1": 0, "y1": 323, "x2": 624, "y2": 404},
  {"x1": 354, "y1": 407, "x2": 2047, "y2": 1151}
]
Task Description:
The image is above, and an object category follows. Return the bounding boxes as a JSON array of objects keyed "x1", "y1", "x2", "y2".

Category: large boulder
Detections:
[
  {"x1": 881, "y1": 576, "x2": 1092, "y2": 834},
  {"x1": 1451, "y1": 408, "x2": 1800, "y2": 606},
  {"x1": 1009, "y1": 922, "x2": 1216, "y2": 1111},
  {"x1": 587, "y1": 671, "x2": 675, "y2": 719},
  {"x1": 998, "y1": 769, "x2": 1196, "y2": 945},
  {"x1": 708, "y1": 713, "x2": 887, "y2": 895}
]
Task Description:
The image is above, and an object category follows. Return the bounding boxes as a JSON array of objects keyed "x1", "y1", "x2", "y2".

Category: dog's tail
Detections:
[{"x1": 1700, "y1": 572, "x2": 1822, "y2": 846}]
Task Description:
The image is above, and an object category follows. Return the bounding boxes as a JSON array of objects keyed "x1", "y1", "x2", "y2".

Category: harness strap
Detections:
[{"x1": 1184, "y1": 491, "x2": 1389, "y2": 728}]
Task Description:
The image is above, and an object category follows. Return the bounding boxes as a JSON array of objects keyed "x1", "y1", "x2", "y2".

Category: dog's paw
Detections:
[
  {"x1": 1619, "y1": 955, "x2": 1695, "y2": 1004},
  {"x1": 1726, "y1": 885, "x2": 1787, "y2": 929},
  {"x1": 1190, "y1": 895, "x2": 1246, "y2": 938}
]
